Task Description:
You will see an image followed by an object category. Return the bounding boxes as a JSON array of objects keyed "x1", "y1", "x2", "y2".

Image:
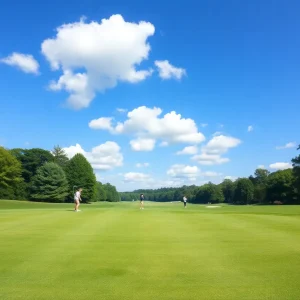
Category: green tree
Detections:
[
  {"x1": 254, "y1": 168, "x2": 270, "y2": 185},
  {"x1": 267, "y1": 169, "x2": 295, "y2": 204},
  {"x1": 65, "y1": 154, "x2": 97, "y2": 203},
  {"x1": 103, "y1": 183, "x2": 120, "y2": 202},
  {"x1": 195, "y1": 183, "x2": 224, "y2": 204},
  {"x1": 292, "y1": 145, "x2": 300, "y2": 200},
  {"x1": 221, "y1": 179, "x2": 235, "y2": 203},
  {"x1": 0, "y1": 147, "x2": 23, "y2": 199},
  {"x1": 31, "y1": 162, "x2": 69, "y2": 202},
  {"x1": 52, "y1": 145, "x2": 69, "y2": 168},
  {"x1": 233, "y1": 178, "x2": 254, "y2": 205},
  {"x1": 10, "y1": 148, "x2": 54, "y2": 183},
  {"x1": 96, "y1": 182, "x2": 107, "y2": 201}
]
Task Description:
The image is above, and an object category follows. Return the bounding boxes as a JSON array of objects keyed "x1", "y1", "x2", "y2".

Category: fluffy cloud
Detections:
[
  {"x1": 124, "y1": 172, "x2": 152, "y2": 183},
  {"x1": 154, "y1": 60, "x2": 186, "y2": 80},
  {"x1": 176, "y1": 145, "x2": 198, "y2": 155},
  {"x1": 201, "y1": 171, "x2": 222, "y2": 177},
  {"x1": 192, "y1": 153, "x2": 230, "y2": 165},
  {"x1": 269, "y1": 162, "x2": 292, "y2": 170},
  {"x1": 276, "y1": 142, "x2": 296, "y2": 150},
  {"x1": 89, "y1": 106, "x2": 205, "y2": 150},
  {"x1": 130, "y1": 138, "x2": 156, "y2": 151},
  {"x1": 248, "y1": 125, "x2": 253, "y2": 132},
  {"x1": 41, "y1": 15, "x2": 155, "y2": 109},
  {"x1": 63, "y1": 141, "x2": 123, "y2": 170},
  {"x1": 192, "y1": 134, "x2": 241, "y2": 165},
  {"x1": 136, "y1": 162, "x2": 150, "y2": 168},
  {"x1": 88, "y1": 117, "x2": 114, "y2": 131},
  {"x1": 1, "y1": 52, "x2": 39, "y2": 74},
  {"x1": 257, "y1": 165, "x2": 266, "y2": 169},
  {"x1": 167, "y1": 164, "x2": 199, "y2": 180},
  {"x1": 117, "y1": 108, "x2": 128, "y2": 113},
  {"x1": 203, "y1": 135, "x2": 241, "y2": 154}
]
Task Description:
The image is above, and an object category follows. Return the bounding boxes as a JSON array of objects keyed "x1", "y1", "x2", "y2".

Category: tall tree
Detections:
[
  {"x1": 52, "y1": 145, "x2": 69, "y2": 168},
  {"x1": 221, "y1": 179, "x2": 235, "y2": 203},
  {"x1": 292, "y1": 145, "x2": 300, "y2": 200},
  {"x1": 254, "y1": 168, "x2": 270, "y2": 185},
  {"x1": 233, "y1": 178, "x2": 254, "y2": 204},
  {"x1": 103, "y1": 183, "x2": 120, "y2": 202},
  {"x1": 65, "y1": 154, "x2": 97, "y2": 202},
  {"x1": 96, "y1": 182, "x2": 107, "y2": 201},
  {"x1": 267, "y1": 169, "x2": 296, "y2": 204},
  {"x1": 31, "y1": 162, "x2": 69, "y2": 202},
  {"x1": 195, "y1": 183, "x2": 224, "y2": 204},
  {"x1": 10, "y1": 148, "x2": 54, "y2": 183},
  {"x1": 0, "y1": 147, "x2": 23, "y2": 199}
]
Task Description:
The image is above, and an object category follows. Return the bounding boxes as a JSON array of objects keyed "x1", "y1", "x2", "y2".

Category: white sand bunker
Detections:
[{"x1": 206, "y1": 205, "x2": 221, "y2": 208}]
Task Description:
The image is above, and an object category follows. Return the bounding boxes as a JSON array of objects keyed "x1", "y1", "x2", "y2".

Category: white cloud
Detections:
[
  {"x1": 192, "y1": 152, "x2": 230, "y2": 165},
  {"x1": 203, "y1": 135, "x2": 241, "y2": 155},
  {"x1": 224, "y1": 176, "x2": 237, "y2": 181},
  {"x1": 124, "y1": 172, "x2": 152, "y2": 183},
  {"x1": 117, "y1": 108, "x2": 128, "y2": 113},
  {"x1": 63, "y1": 141, "x2": 123, "y2": 170},
  {"x1": 90, "y1": 106, "x2": 205, "y2": 150},
  {"x1": 154, "y1": 60, "x2": 186, "y2": 80},
  {"x1": 201, "y1": 171, "x2": 222, "y2": 177},
  {"x1": 276, "y1": 142, "x2": 296, "y2": 150},
  {"x1": 248, "y1": 125, "x2": 253, "y2": 132},
  {"x1": 41, "y1": 14, "x2": 155, "y2": 109},
  {"x1": 269, "y1": 162, "x2": 292, "y2": 170},
  {"x1": 257, "y1": 165, "x2": 266, "y2": 169},
  {"x1": 212, "y1": 131, "x2": 222, "y2": 137},
  {"x1": 200, "y1": 123, "x2": 208, "y2": 128},
  {"x1": 191, "y1": 134, "x2": 241, "y2": 165},
  {"x1": 136, "y1": 162, "x2": 150, "y2": 168},
  {"x1": 176, "y1": 145, "x2": 198, "y2": 155},
  {"x1": 88, "y1": 117, "x2": 114, "y2": 131},
  {"x1": 1, "y1": 52, "x2": 39, "y2": 74},
  {"x1": 130, "y1": 138, "x2": 156, "y2": 151},
  {"x1": 167, "y1": 164, "x2": 199, "y2": 180}
]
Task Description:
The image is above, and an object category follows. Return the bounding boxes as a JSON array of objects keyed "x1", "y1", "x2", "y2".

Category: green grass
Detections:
[{"x1": 1, "y1": 200, "x2": 300, "y2": 300}]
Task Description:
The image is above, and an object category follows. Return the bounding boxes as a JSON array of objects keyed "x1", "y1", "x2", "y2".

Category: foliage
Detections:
[
  {"x1": 195, "y1": 183, "x2": 224, "y2": 204},
  {"x1": 292, "y1": 145, "x2": 300, "y2": 198},
  {"x1": 0, "y1": 147, "x2": 23, "y2": 199},
  {"x1": 266, "y1": 169, "x2": 295, "y2": 204},
  {"x1": 103, "y1": 183, "x2": 120, "y2": 202},
  {"x1": 233, "y1": 178, "x2": 254, "y2": 204},
  {"x1": 31, "y1": 162, "x2": 69, "y2": 202},
  {"x1": 10, "y1": 148, "x2": 54, "y2": 183},
  {"x1": 65, "y1": 153, "x2": 97, "y2": 203},
  {"x1": 221, "y1": 179, "x2": 235, "y2": 203},
  {"x1": 52, "y1": 145, "x2": 69, "y2": 169},
  {"x1": 96, "y1": 182, "x2": 107, "y2": 201}
]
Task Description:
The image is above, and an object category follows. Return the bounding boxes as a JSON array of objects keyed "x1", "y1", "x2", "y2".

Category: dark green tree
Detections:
[
  {"x1": 96, "y1": 182, "x2": 107, "y2": 201},
  {"x1": 52, "y1": 145, "x2": 69, "y2": 169},
  {"x1": 221, "y1": 179, "x2": 235, "y2": 203},
  {"x1": 267, "y1": 169, "x2": 295, "y2": 204},
  {"x1": 292, "y1": 145, "x2": 300, "y2": 200},
  {"x1": 65, "y1": 154, "x2": 97, "y2": 203},
  {"x1": 31, "y1": 162, "x2": 69, "y2": 202},
  {"x1": 233, "y1": 178, "x2": 254, "y2": 204},
  {"x1": 10, "y1": 148, "x2": 54, "y2": 183},
  {"x1": 0, "y1": 147, "x2": 23, "y2": 199},
  {"x1": 103, "y1": 183, "x2": 120, "y2": 202},
  {"x1": 195, "y1": 183, "x2": 224, "y2": 204}
]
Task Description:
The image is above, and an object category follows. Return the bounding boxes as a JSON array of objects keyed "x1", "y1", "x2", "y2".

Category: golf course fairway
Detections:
[{"x1": 1, "y1": 200, "x2": 300, "y2": 300}]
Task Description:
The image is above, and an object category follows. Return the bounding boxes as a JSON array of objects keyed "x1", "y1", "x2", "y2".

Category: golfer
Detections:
[
  {"x1": 183, "y1": 196, "x2": 187, "y2": 208},
  {"x1": 74, "y1": 188, "x2": 82, "y2": 212},
  {"x1": 140, "y1": 193, "x2": 145, "y2": 209}
]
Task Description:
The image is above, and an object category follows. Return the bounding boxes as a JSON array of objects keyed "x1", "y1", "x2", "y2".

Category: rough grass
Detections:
[{"x1": 1, "y1": 200, "x2": 300, "y2": 300}]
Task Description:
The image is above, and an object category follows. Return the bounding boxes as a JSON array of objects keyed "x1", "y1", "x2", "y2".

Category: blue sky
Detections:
[{"x1": 0, "y1": 0, "x2": 299, "y2": 191}]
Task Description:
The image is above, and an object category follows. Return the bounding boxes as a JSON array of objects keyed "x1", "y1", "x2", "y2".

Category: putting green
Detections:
[{"x1": 1, "y1": 200, "x2": 300, "y2": 300}]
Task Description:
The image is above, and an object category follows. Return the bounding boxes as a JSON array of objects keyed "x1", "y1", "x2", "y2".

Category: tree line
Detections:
[
  {"x1": 120, "y1": 145, "x2": 300, "y2": 205},
  {"x1": 0, "y1": 146, "x2": 120, "y2": 203}
]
